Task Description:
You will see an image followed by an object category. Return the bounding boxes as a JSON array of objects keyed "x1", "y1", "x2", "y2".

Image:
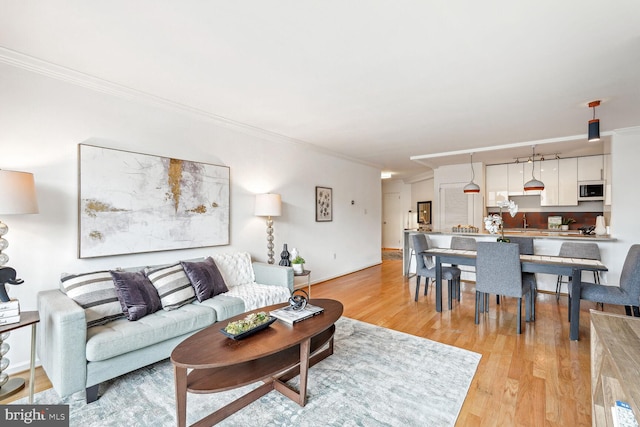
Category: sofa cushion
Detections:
[
  {"x1": 110, "y1": 270, "x2": 162, "y2": 321},
  {"x1": 210, "y1": 252, "x2": 255, "y2": 287},
  {"x1": 60, "y1": 271, "x2": 125, "y2": 328},
  {"x1": 146, "y1": 264, "x2": 196, "y2": 310},
  {"x1": 85, "y1": 303, "x2": 215, "y2": 362},
  {"x1": 223, "y1": 283, "x2": 292, "y2": 311},
  {"x1": 196, "y1": 294, "x2": 245, "y2": 321},
  {"x1": 181, "y1": 257, "x2": 228, "y2": 302}
]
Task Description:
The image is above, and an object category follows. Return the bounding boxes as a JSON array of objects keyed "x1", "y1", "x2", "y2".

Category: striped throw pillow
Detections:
[
  {"x1": 146, "y1": 264, "x2": 196, "y2": 310},
  {"x1": 60, "y1": 271, "x2": 125, "y2": 328}
]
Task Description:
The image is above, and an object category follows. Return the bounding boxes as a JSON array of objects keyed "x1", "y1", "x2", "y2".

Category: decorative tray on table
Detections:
[{"x1": 220, "y1": 312, "x2": 277, "y2": 340}]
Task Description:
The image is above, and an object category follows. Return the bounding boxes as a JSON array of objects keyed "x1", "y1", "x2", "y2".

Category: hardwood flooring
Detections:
[{"x1": 2, "y1": 258, "x2": 624, "y2": 426}]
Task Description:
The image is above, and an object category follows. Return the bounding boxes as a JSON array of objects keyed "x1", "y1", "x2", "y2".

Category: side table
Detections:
[
  {"x1": 0, "y1": 310, "x2": 39, "y2": 403},
  {"x1": 294, "y1": 270, "x2": 311, "y2": 297}
]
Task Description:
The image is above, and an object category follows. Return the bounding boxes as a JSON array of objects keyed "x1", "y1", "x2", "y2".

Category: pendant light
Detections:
[
  {"x1": 588, "y1": 100, "x2": 601, "y2": 142},
  {"x1": 524, "y1": 145, "x2": 544, "y2": 191},
  {"x1": 463, "y1": 153, "x2": 480, "y2": 194}
]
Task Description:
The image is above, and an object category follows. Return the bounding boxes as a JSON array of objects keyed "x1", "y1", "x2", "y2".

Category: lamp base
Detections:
[{"x1": 0, "y1": 377, "x2": 25, "y2": 399}]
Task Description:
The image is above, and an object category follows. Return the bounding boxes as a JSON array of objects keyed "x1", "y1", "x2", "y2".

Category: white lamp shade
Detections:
[
  {"x1": 0, "y1": 170, "x2": 39, "y2": 215},
  {"x1": 255, "y1": 193, "x2": 281, "y2": 217}
]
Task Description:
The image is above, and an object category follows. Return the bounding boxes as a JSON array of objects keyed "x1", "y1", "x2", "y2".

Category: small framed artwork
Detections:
[{"x1": 315, "y1": 186, "x2": 333, "y2": 222}]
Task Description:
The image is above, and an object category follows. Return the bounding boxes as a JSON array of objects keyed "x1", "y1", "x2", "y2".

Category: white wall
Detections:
[
  {"x1": 0, "y1": 63, "x2": 382, "y2": 371},
  {"x1": 434, "y1": 163, "x2": 485, "y2": 230},
  {"x1": 608, "y1": 127, "x2": 640, "y2": 284}
]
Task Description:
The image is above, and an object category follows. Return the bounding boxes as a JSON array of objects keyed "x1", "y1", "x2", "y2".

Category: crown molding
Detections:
[{"x1": 0, "y1": 47, "x2": 379, "y2": 169}]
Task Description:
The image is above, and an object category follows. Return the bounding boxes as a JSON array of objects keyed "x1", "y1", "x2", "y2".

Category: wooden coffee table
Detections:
[{"x1": 171, "y1": 298, "x2": 343, "y2": 427}]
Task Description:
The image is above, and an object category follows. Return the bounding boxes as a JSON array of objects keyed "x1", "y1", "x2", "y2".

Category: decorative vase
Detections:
[
  {"x1": 279, "y1": 244, "x2": 291, "y2": 266},
  {"x1": 561, "y1": 225, "x2": 569, "y2": 231},
  {"x1": 293, "y1": 263, "x2": 304, "y2": 274},
  {"x1": 290, "y1": 247, "x2": 299, "y2": 263},
  {"x1": 595, "y1": 216, "x2": 607, "y2": 235}
]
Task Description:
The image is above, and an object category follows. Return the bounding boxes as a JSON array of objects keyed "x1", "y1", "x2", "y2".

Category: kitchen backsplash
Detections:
[{"x1": 499, "y1": 211, "x2": 604, "y2": 230}]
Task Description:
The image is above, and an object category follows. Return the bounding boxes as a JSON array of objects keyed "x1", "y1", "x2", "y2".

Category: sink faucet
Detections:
[{"x1": 523, "y1": 213, "x2": 528, "y2": 229}]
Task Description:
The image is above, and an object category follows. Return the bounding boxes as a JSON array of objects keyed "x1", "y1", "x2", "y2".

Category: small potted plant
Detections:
[
  {"x1": 561, "y1": 218, "x2": 575, "y2": 231},
  {"x1": 291, "y1": 256, "x2": 305, "y2": 274}
]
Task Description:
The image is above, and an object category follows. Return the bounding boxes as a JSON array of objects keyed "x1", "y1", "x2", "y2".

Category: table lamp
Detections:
[
  {"x1": 254, "y1": 193, "x2": 281, "y2": 264},
  {"x1": 0, "y1": 169, "x2": 38, "y2": 399}
]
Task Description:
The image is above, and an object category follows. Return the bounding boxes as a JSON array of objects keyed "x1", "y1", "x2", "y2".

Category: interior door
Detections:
[{"x1": 382, "y1": 192, "x2": 402, "y2": 249}]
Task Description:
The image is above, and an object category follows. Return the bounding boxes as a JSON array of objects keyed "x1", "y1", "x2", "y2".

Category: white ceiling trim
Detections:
[
  {"x1": 0, "y1": 46, "x2": 380, "y2": 169},
  {"x1": 409, "y1": 132, "x2": 614, "y2": 162}
]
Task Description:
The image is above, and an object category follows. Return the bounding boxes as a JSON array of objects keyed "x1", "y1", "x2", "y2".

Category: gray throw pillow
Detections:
[
  {"x1": 146, "y1": 263, "x2": 196, "y2": 310},
  {"x1": 60, "y1": 270, "x2": 125, "y2": 328},
  {"x1": 181, "y1": 257, "x2": 228, "y2": 302},
  {"x1": 110, "y1": 270, "x2": 162, "y2": 321}
]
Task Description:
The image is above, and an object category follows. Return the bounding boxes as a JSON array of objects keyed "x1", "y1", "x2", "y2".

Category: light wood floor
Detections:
[{"x1": 2, "y1": 257, "x2": 624, "y2": 426}]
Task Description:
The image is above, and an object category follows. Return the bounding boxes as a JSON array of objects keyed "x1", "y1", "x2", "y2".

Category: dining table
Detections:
[{"x1": 422, "y1": 247, "x2": 608, "y2": 341}]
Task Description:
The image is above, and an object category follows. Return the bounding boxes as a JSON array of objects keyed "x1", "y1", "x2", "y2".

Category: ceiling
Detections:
[{"x1": 1, "y1": 1, "x2": 639, "y2": 181}]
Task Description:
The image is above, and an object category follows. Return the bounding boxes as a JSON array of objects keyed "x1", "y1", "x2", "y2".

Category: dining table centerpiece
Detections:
[{"x1": 484, "y1": 200, "x2": 518, "y2": 242}]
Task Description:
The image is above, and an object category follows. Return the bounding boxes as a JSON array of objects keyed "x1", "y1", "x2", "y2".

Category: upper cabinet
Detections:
[
  {"x1": 558, "y1": 157, "x2": 578, "y2": 206},
  {"x1": 577, "y1": 155, "x2": 604, "y2": 181},
  {"x1": 485, "y1": 164, "x2": 508, "y2": 207},
  {"x1": 507, "y1": 163, "x2": 524, "y2": 196},
  {"x1": 485, "y1": 157, "x2": 581, "y2": 207},
  {"x1": 539, "y1": 159, "x2": 559, "y2": 206}
]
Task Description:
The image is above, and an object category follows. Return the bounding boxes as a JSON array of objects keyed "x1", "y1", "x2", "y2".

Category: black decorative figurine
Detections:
[
  {"x1": 0, "y1": 267, "x2": 23, "y2": 302},
  {"x1": 279, "y1": 244, "x2": 291, "y2": 266}
]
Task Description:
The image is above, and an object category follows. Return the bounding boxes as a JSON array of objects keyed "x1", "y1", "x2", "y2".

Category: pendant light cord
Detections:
[{"x1": 470, "y1": 153, "x2": 475, "y2": 181}]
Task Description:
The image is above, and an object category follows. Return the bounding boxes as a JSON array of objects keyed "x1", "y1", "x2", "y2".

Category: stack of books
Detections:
[
  {"x1": 0, "y1": 299, "x2": 20, "y2": 326},
  {"x1": 270, "y1": 303, "x2": 324, "y2": 325}
]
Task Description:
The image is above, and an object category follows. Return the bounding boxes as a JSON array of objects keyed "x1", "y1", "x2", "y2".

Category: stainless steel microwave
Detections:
[{"x1": 578, "y1": 181, "x2": 604, "y2": 201}]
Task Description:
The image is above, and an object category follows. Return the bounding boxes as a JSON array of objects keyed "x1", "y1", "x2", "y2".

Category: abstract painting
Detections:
[
  {"x1": 79, "y1": 144, "x2": 229, "y2": 258},
  {"x1": 315, "y1": 186, "x2": 332, "y2": 222}
]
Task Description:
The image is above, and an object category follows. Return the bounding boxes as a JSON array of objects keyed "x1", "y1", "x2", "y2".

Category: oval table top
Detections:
[{"x1": 171, "y1": 298, "x2": 343, "y2": 369}]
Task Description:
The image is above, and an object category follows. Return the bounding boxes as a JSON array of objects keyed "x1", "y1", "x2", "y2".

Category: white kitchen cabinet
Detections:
[
  {"x1": 507, "y1": 163, "x2": 524, "y2": 195},
  {"x1": 522, "y1": 161, "x2": 542, "y2": 196},
  {"x1": 604, "y1": 154, "x2": 612, "y2": 206},
  {"x1": 485, "y1": 164, "x2": 508, "y2": 207},
  {"x1": 539, "y1": 159, "x2": 559, "y2": 206},
  {"x1": 558, "y1": 157, "x2": 578, "y2": 205},
  {"x1": 577, "y1": 155, "x2": 603, "y2": 181}
]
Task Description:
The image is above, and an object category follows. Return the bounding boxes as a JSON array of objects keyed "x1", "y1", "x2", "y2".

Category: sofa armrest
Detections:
[
  {"x1": 252, "y1": 262, "x2": 294, "y2": 292},
  {"x1": 37, "y1": 289, "x2": 88, "y2": 397}
]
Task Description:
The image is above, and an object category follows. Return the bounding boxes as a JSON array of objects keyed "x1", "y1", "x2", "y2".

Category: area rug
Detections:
[
  {"x1": 19, "y1": 317, "x2": 481, "y2": 426},
  {"x1": 382, "y1": 250, "x2": 403, "y2": 260}
]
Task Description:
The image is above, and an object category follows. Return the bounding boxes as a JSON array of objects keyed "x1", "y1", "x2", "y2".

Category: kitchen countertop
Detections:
[{"x1": 405, "y1": 228, "x2": 616, "y2": 241}]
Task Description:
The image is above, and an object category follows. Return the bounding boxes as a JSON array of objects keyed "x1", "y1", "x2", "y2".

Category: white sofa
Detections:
[{"x1": 37, "y1": 252, "x2": 293, "y2": 403}]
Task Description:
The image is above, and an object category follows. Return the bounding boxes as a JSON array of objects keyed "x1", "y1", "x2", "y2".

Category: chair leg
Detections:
[
  {"x1": 475, "y1": 292, "x2": 480, "y2": 324},
  {"x1": 517, "y1": 297, "x2": 522, "y2": 334},
  {"x1": 634, "y1": 306, "x2": 640, "y2": 317},
  {"x1": 555, "y1": 275, "x2": 562, "y2": 301},
  {"x1": 415, "y1": 276, "x2": 421, "y2": 302},
  {"x1": 625, "y1": 305, "x2": 632, "y2": 316}
]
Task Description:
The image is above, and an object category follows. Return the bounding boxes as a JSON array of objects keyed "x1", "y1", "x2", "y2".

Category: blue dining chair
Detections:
[
  {"x1": 569, "y1": 244, "x2": 640, "y2": 317},
  {"x1": 411, "y1": 234, "x2": 461, "y2": 304},
  {"x1": 475, "y1": 242, "x2": 534, "y2": 334}
]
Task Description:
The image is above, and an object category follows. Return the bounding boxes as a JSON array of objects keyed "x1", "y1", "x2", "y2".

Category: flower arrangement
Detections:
[{"x1": 484, "y1": 200, "x2": 518, "y2": 241}]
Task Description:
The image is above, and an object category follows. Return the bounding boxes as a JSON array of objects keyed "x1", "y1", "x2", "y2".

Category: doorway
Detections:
[{"x1": 382, "y1": 192, "x2": 402, "y2": 249}]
